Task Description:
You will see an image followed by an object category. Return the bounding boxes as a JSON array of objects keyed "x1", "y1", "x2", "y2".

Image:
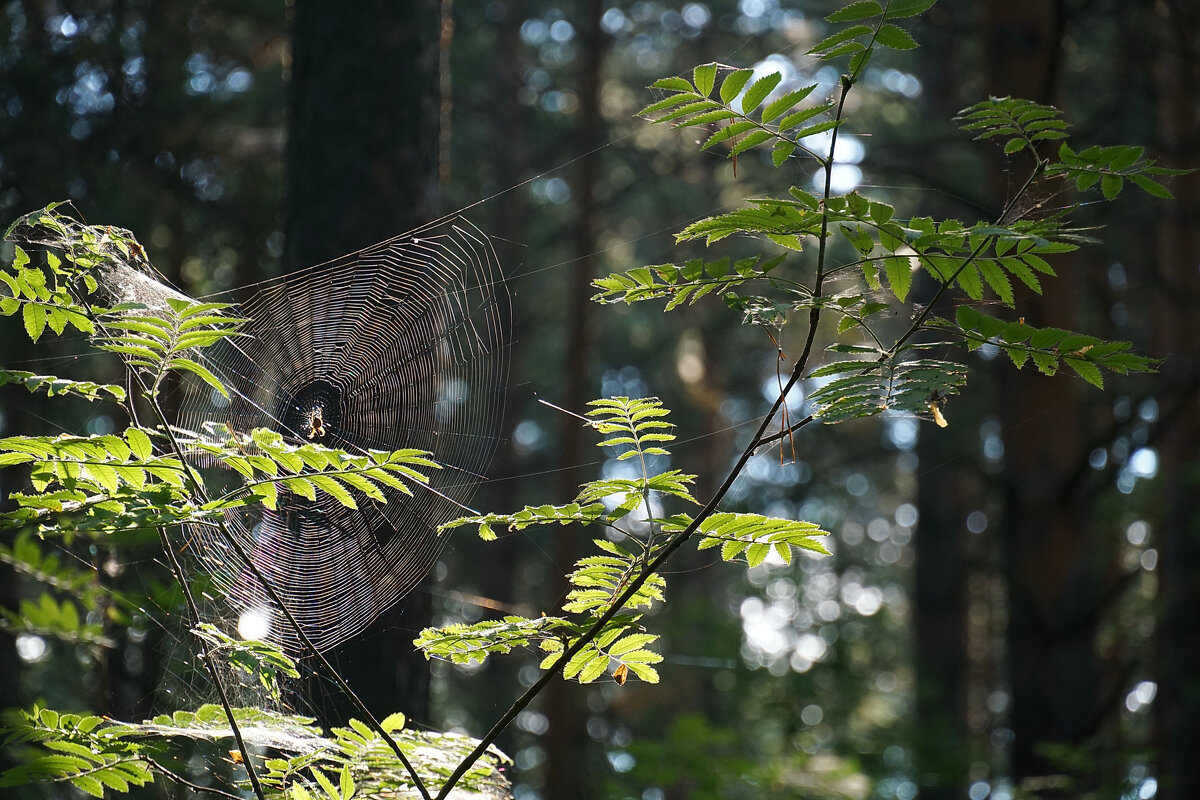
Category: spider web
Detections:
[{"x1": 173, "y1": 217, "x2": 510, "y2": 654}]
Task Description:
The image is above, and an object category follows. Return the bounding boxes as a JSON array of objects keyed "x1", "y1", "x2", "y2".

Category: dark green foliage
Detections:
[{"x1": 0, "y1": 1, "x2": 1183, "y2": 798}]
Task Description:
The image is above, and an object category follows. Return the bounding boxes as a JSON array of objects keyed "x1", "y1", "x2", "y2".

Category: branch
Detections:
[
  {"x1": 149, "y1": 398, "x2": 433, "y2": 800},
  {"x1": 433, "y1": 64, "x2": 860, "y2": 800},
  {"x1": 154, "y1": 526, "x2": 266, "y2": 800}
]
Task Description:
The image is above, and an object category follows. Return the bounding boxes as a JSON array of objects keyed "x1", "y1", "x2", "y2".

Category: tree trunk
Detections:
[
  {"x1": 1151, "y1": 2, "x2": 1200, "y2": 797},
  {"x1": 912, "y1": 4, "x2": 972, "y2": 796},
  {"x1": 982, "y1": 0, "x2": 1108, "y2": 787},
  {"x1": 286, "y1": 0, "x2": 443, "y2": 725},
  {"x1": 544, "y1": 1, "x2": 604, "y2": 797}
]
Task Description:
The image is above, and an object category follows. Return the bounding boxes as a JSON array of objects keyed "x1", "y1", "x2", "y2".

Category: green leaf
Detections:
[
  {"x1": 719, "y1": 69, "x2": 754, "y2": 104},
  {"x1": 809, "y1": 24, "x2": 873, "y2": 56},
  {"x1": 1004, "y1": 137, "x2": 1027, "y2": 155},
  {"x1": 885, "y1": 0, "x2": 938, "y2": 17},
  {"x1": 730, "y1": 130, "x2": 775, "y2": 155},
  {"x1": 772, "y1": 140, "x2": 796, "y2": 166},
  {"x1": 1065, "y1": 357, "x2": 1103, "y2": 388},
  {"x1": 1127, "y1": 173, "x2": 1172, "y2": 198},
  {"x1": 1101, "y1": 174, "x2": 1123, "y2": 199},
  {"x1": 827, "y1": 1, "x2": 883, "y2": 22},
  {"x1": 741, "y1": 72, "x2": 783, "y2": 114},
  {"x1": 761, "y1": 85, "x2": 818, "y2": 123},
  {"x1": 956, "y1": 263, "x2": 984, "y2": 300},
  {"x1": 875, "y1": 23, "x2": 919, "y2": 49},
  {"x1": 651, "y1": 76, "x2": 694, "y2": 93},
  {"x1": 167, "y1": 358, "x2": 228, "y2": 398},
  {"x1": 125, "y1": 427, "x2": 153, "y2": 460},
  {"x1": 885, "y1": 255, "x2": 913, "y2": 301},
  {"x1": 22, "y1": 303, "x2": 46, "y2": 342},
  {"x1": 693, "y1": 63, "x2": 717, "y2": 96},
  {"x1": 978, "y1": 260, "x2": 1015, "y2": 306}
]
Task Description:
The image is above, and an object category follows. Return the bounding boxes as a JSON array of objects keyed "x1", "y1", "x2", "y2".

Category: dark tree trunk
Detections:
[
  {"x1": 544, "y1": 1, "x2": 604, "y2": 797},
  {"x1": 911, "y1": 4, "x2": 972, "y2": 796},
  {"x1": 1152, "y1": 3, "x2": 1200, "y2": 797},
  {"x1": 285, "y1": 0, "x2": 443, "y2": 725},
  {"x1": 982, "y1": 0, "x2": 1106, "y2": 788},
  {"x1": 286, "y1": 0, "x2": 442, "y2": 269}
]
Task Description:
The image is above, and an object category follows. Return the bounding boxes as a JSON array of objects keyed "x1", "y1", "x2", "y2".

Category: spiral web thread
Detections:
[{"x1": 173, "y1": 217, "x2": 510, "y2": 654}]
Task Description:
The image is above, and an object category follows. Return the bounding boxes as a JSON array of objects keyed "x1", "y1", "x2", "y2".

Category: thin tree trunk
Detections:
[
  {"x1": 912, "y1": 4, "x2": 971, "y2": 795},
  {"x1": 1151, "y1": 2, "x2": 1200, "y2": 797},
  {"x1": 982, "y1": 0, "x2": 1110, "y2": 787},
  {"x1": 286, "y1": 0, "x2": 443, "y2": 725},
  {"x1": 545, "y1": 1, "x2": 604, "y2": 797}
]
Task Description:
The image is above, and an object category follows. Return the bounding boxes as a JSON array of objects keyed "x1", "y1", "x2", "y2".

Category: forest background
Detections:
[{"x1": 0, "y1": 1, "x2": 1197, "y2": 800}]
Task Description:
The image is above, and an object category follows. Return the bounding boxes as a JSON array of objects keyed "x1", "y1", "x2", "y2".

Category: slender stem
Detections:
[
  {"x1": 149, "y1": 759, "x2": 246, "y2": 800},
  {"x1": 436, "y1": 72, "x2": 862, "y2": 800},
  {"x1": 149, "y1": 399, "x2": 433, "y2": 800},
  {"x1": 155, "y1": 525, "x2": 267, "y2": 800},
  {"x1": 888, "y1": 165, "x2": 1043, "y2": 355}
]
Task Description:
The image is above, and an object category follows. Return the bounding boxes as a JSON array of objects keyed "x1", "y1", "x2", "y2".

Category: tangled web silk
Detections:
[{"x1": 176, "y1": 219, "x2": 509, "y2": 654}]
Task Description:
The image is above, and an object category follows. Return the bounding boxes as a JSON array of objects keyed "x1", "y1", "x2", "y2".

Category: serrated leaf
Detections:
[
  {"x1": 1128, "y1": 173, "x2": 1172, "y2": 199},
  {"x1": 773, "y1": 140, "x2": 796, "y2": 166},
  {"x1": 651, "y1": 76, "x2": 694, "y2": 93},
  {"x1": 885, "y1": 0, "x2": 937, "y2": 18},
  {"x1": 885, "y1": 255, "x2": 912, "y2": 301},
  {"x1": 719, "y1": 69, "x2": 754, "y2": 104},
  {"x1": 168, "y1": 358, "x2": 228, "y2": 398},
  {"x1": 875, "y1": 23, "x2": 918, "y2": 50},
  {"x1": 761, "y1": 85, "x2": 817, "y2": 123},
  {"x1": 778, "y1": 103, "x2": 833, "y2": 132},
  {"x1": 1101, "y1": 174, "x2": 1123, "y2": 199},
  {"x1": 124, "y1": 427, "x2": 153, "y2": 459},
  {"x1": 693, "y1": 63, "x2": 717, "y2": 96},
  {"x1": 741, "y1": 72, "x2": 783, "y2": 114},
  {"x1": 1065, "y1": 357, "x2": 1103, "y2": 388},
  {"x1": 730, "y1": 130, "x2": 775, "y2": 155},
  {"x1": 22, "y1": 303, "x2": 46, "y2": 342},
  {"x1": 827, "y1": 1, "x2": 883, "y2": 22},
  {"x1": 809, "y1": 24, "x2": 873, "y2": 55}
]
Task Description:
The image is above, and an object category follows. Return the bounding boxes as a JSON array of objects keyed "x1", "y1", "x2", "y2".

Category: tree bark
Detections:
[
  {"x1": 286, "y1": 0, "x2": 441, "y2": 269},
  {"x1": 1151, "y1": 2, "x2": 1200, "y2": 797},
  {"x1": 982, "y1": 0, "x2": 1106, "y2": 787},
  {"x1": 286, "y1": 0, "x2": 443, "y2": 724},
  {"x1": 544, "y1": 1, "x2": 604, "y2": 797}
]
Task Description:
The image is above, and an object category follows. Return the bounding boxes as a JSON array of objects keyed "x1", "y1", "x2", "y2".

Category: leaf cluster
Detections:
[
  {"x1": 194, "y1": 623, "x2": 301, "y2": 702},
  {"x1": 95, "y1": 297, "x2": 245, "y2": 398},
  {"x1": 0, "y1": 707, "x2": 153, "y2": 798},
  {"x1": 2, "y1": 702, "x2": 511, "y2": 799},
  {"x1": 181, "y1": 424, "x2": 438, "y2": 512},
  {"x1": 432, "y1": 397, "x2": 830, "y2": 686},
  {"x1": 0, "y1": 369, "x2": 126, "y2": 402}
]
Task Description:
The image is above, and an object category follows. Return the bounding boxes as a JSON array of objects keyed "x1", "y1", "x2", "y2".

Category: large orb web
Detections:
[{"x1": 176, "y1": 218, "x2": 510, "y2": 654}]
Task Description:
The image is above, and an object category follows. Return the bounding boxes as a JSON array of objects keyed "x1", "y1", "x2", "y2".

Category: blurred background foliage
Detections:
[{"x1": 1, "y1": 1, "x2": 1197, "y2": 800}]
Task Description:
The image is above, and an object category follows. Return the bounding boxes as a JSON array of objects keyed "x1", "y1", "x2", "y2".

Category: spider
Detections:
[{"x1": 306, "y1": 406, "x2": 326, "y2": 439}]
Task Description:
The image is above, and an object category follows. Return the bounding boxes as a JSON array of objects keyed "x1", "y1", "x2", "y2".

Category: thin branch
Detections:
[
  {"x1": 148, "y1": 757, "x2": 246, "y2": 800},
  {"x1": 154, "y1": 525, "x2": 267, "y2": 800},
  {"x1": 76, "y1": 284, "x2": 268, "y2": 800},
  {"x1": 756, "y1": 414, "x2": 815, "y2": 448},
  {"x1": 149, "y1": 398, "x2": 434, "y2": 800},
  {"x1": 434, "y1": 64, "x2": 861, "y2": 800}
]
